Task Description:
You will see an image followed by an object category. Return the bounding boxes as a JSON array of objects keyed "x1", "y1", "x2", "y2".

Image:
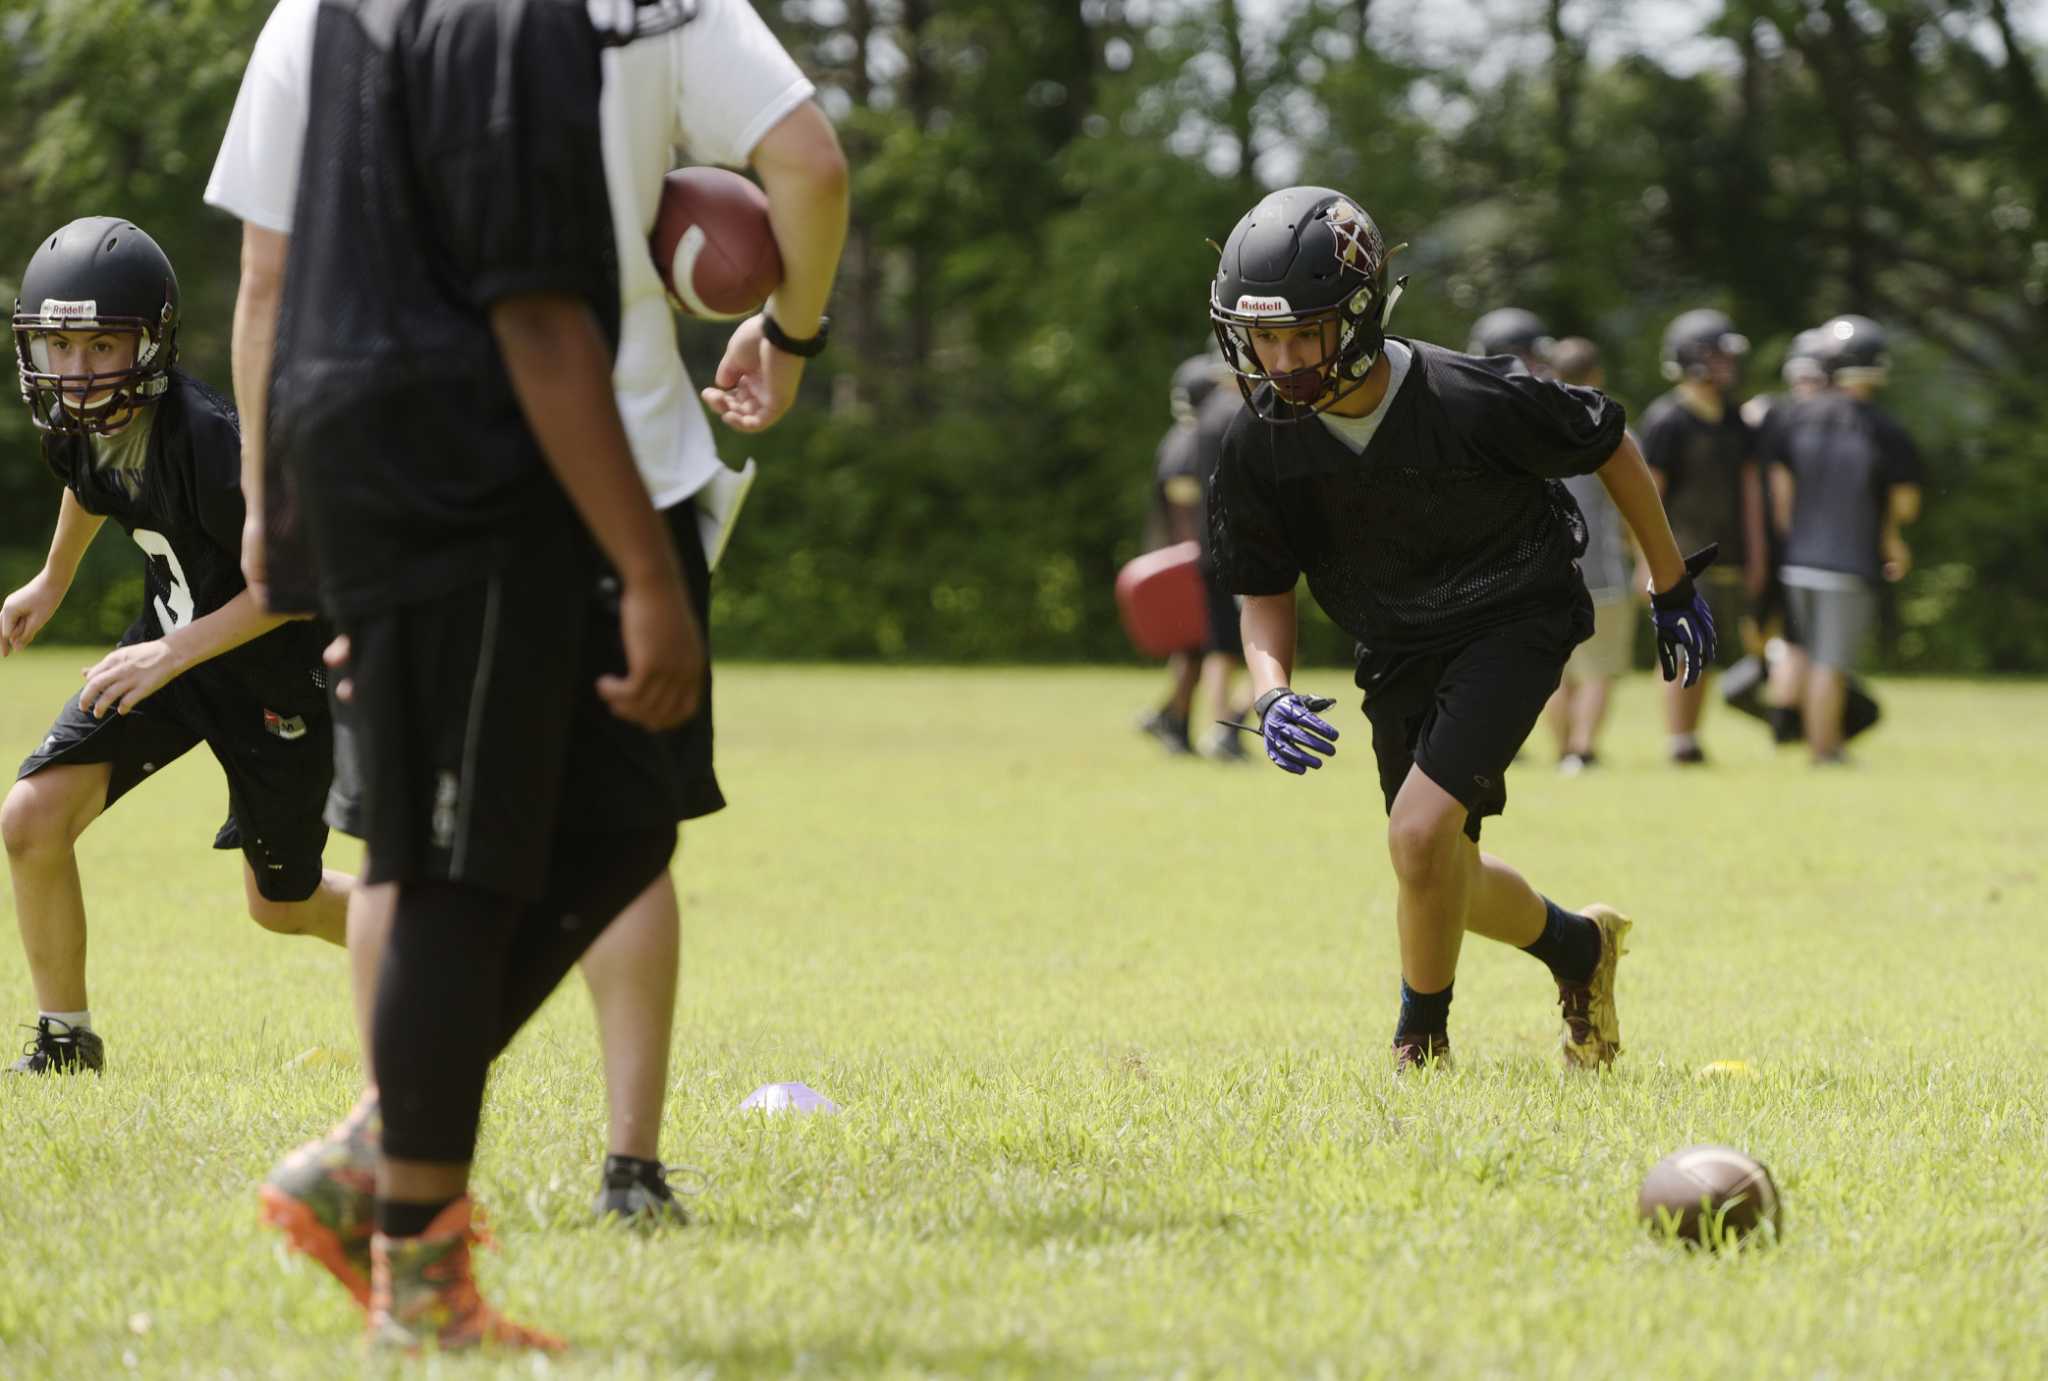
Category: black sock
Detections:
[
  {"x1": 602, "y1": 1153, "x2": 664, "y2": 1187},
  {"x1": 377, "y1": 1196, "x2": 456, "y2": 1238},
  {"x1": 1523, "y1": 898, "x2": 1601, "y2": 984},
  {"x1": 1395, "y1": 980, "x2": 1453, "y2": 1040}
]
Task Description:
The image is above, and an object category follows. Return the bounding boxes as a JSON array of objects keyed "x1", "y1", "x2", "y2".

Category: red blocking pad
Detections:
[{"x1": 1115, "y1": 541, "x2": 1207, "y2": 659}]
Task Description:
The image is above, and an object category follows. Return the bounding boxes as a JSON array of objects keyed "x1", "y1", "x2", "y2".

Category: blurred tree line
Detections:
[{"x1": 2, "y1": 0, "x2": 2042, "y2": 669}]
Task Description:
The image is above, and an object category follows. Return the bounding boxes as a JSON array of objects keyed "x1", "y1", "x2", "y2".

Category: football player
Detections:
[
  {"x1": 205, "y1": 0, "x2": 844, "y2": 1265},
  {"x1": 1, "y1": 219, "x2": 352, "y2": 1076},
  {"x1": 221, "y1": 0, "x2": 843, "y2": 1352},
  {"x1": 1465, "y1": 307, "x2": 1556, "y2": 377},
  {"x1": 1636, "y1": 309, "x2": 1769, "y2": 764},
  {"x1": 1760, "y1": 315, "x2": 1922, "y2": 764},
  {"x1": 1139, "y1": 353, "x2": 1249, "y2": 759},
  {"x1": 1206, "y1": 187, "x2": 1714, "y2": 1071},
  {"x1": 1540, "y1": 335, "x2": 1637, "y2": 773}
]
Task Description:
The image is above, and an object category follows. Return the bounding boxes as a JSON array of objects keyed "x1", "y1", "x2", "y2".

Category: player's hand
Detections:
[
  {"x1": 1650, "y1": 544, "x2": 1720, "y2": 688},
  {"x1": 700, "y1": 314, "x2": 804, "y2": 434},
  {"x1": 598, "y1": 575, "x2": 703, "y2": 732},
  {"x1": 1, "y1": 573, "x2": 66, "y2": 658},
  {"x1": 241, "y1": 510, "x2": 271, "y2": 612},
  {"x1": 324, "y1": 634, "x2": 353, "y2": 704},
  {"x1": 80, "y1": 639, "x2": 183, "y2": 717},
  {"x1": 1882, "y1": 532, "x2": 1912, "y2": 582},
  {"x1": 1257, "y1": 688, "x2": 1340, "y2": 774}
]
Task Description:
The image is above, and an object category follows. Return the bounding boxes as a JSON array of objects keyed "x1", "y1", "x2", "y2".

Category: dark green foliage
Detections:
[{"x1": 2, "y1": 1, "x2": 2042, "y2": 668}]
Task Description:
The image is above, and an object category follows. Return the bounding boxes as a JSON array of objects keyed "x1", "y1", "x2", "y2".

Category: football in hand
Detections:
[
  {"x1": 650, "y1": 167, "x2": 782, "y2": 320},
  {"x1": 1637, "y1": 1144, "x2": 1782, "y2": 1248}
]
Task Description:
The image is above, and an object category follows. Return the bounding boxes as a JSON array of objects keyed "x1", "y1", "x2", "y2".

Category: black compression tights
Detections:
[{"x1": 372, "y1": 827, "x2": 676, "y2": 1163}]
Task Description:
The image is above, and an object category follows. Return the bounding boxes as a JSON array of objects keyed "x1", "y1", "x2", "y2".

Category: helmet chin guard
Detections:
[{"x1": 1208, "y1": 187, "x2": 1406, "y2": 422}]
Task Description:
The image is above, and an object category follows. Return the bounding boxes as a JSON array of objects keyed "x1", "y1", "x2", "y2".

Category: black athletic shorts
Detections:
[
  {"x1": 1354, "y1": 589, "x2": 1592, "y2": 842},
  {"x1": 15, "y1": 624, "x2": 332, "y2": 902},
  {"x1": 1199, "y1": 558, "x2": 1244, "y2": 658},
  {"x1": 334, "y1": 505, "x2": 715, "y2": 900}
]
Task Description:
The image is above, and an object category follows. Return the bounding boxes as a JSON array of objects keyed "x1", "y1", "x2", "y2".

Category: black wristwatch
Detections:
[{"x1": 762, "y1": 313, "x2": 830, "y2": 358}]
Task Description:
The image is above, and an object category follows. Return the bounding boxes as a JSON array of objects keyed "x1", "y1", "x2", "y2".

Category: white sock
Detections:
[
  {"x1": 40, "y1": 1009, "x2": 92, "y2": 1032},
  {"x1": 1669, "y1": 733, "x2": 1699, "y2": 754}
]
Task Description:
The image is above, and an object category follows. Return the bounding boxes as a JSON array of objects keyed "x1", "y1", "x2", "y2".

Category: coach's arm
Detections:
[
  {"x1": 230, "y1": 223, "x2": 289, "y2": 609},
  {"x1": 702, "y1": 102, "x2": 850, "y2": 433}
]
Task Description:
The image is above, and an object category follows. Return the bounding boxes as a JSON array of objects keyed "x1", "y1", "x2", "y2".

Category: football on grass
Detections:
[
  {"x1": 1638, "y1": 1144, "x2": 1782, "y2": 1247},
  {"x1": 650, "y1": 167, "x2": 782, "y2": 320}
]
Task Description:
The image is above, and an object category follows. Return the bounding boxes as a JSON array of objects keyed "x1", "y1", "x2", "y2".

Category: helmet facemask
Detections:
[{"x1": 13, "y1": 301, "x2": 174, "y2": 436}]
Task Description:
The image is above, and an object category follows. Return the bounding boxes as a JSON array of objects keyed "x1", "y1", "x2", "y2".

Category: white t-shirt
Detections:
[
  {"x1": 1316, "y1": 340, "x2": 1414, "y2": 454},
  {"x1": 204, "y1": 0, "x2": 814, "y2": 509}
]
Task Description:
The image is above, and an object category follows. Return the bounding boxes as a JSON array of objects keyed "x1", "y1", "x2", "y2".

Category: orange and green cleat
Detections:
[
  {"x1": 259, "y1": 1094, "x2": 380, "y2": 1308},
  {"x1": 368, "y1": 1197, "x2": 565, "y2": 1353}
]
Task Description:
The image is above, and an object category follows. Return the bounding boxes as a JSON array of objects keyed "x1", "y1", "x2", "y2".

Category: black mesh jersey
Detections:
[
  {"x1": 1759, "y1": 392, "x2": 1924, "y2": 581},
  {"x1": 40, "y1": 371, "x2": 328, "y2": 706},
  {"x1": 1638, "y1": 391, "x2": 1755, "y2": 564},
  {"x1": 1207, "y1": 339, "x2": 1624, "y2": 657},
  {"x1": 267, "y1": 0, "x2": 619, "y2": 619}
]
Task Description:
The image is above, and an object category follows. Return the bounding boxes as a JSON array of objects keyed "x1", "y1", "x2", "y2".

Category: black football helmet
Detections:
[
  {"x1": 1818, "y1": 314, "x2": 1889, "y2": 386},
  {"x1": 1466, "y1": 308, "x2": 1554, "y2": 373},
  {"x1": 13, "y1": 217, "x2": 179, "y2": 435},
  {"x1": 1660, "y1": 308, "x2": 1749, "y2": 382},
  {"x1": 1781, "y1": 327, "x2": 1830, "y2": 387},
  {"x1": 1169, "y1": 352, "x2": 1228, "y2": 423},
  {"x1": 1209, "y1": 186, "x2": 1407, "y2": 421}
]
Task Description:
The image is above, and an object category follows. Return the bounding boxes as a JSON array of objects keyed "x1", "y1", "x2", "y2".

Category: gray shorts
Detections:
[{"x1": 1784, "y1": 579, "x2": 1878, "y2": 671}]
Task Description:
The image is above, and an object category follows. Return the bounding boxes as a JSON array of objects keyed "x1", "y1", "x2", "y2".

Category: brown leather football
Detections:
[
  {"x1": 1638, "y1": 1144, "x2": 1782, "y2": 1247},
  {"x1": 650, "y1": 167, "x2": 782, "y2": 320}
]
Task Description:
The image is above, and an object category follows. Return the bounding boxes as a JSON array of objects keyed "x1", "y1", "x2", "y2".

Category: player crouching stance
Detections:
[
  {"x1": 1206, "y1": 188, "x2": 1715, "y2": 1071},
  {"x1": 2, "y1": 219, "x2": 349, "y2": 1075}
]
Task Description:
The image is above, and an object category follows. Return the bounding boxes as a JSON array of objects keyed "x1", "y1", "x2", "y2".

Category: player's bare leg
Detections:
[
  {"x1": 1543, "y1": 681, "x2": 1572, "y2": 758},
  {"x1": 1663, "y1": 673, "x2": 1711, "y2": 762},
  {"x1": 1385, "y1": 768, "x2": 1475, "y2": 993},
  {"x1": 241, "y1": 861, "x2": 352, "y2": 945},
  {"x1": 2, "y1": 761, "x2": 111, "y2": 1014},
  {"x1": 348, "y1": 882, "x2": 396, "y2": 1077},
  {"x1": 1566, "y1": 678, "x2": 1611, "y2": 758},
  {"x1": 581, "y1": 869, "x2": 679, "y2": 1161},
  {"x1": 1804, "y1": 663, "x2": 1849, "y2": 761}
]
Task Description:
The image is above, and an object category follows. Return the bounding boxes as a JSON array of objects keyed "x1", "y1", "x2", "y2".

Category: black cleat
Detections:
[
  {"x1": 592, "y1": 1156, "x2": 692, "y2": 1226},
  {"x1": 7, "y1": 1017, "x2": 104, "y2": 1075},
  {"x1": 1137, "y1": 708, "x2": 1193, "y2": 756},
  {"x1": 1670, "y1": 743, "x2": 1708, "y2": 766},
  {"x1": 1392, "y1": 1032, "x2": 1453, "y2": 1073}
]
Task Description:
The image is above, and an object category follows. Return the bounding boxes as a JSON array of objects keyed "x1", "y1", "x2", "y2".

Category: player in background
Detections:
[
  {"x1": 1207, "y1": 187, "x2": 1714, "y2": 1071},
  {"x1": 1760, "y1": 315, "x2": 1922, "y2": 765},
  {"x1": 1541, "y1": 337, "x2": 1636, "y2": 773},
  {"x1": 1465, "y1": 307, "x2": 1555, "y2": 377},
  {"x1": 1636, "y1": 309, "x2": 1768, "y2": 764},
  {"x1": 1136, "y1": 355, "x2": 1223, "y2": 755},
  {"x1": 2, "y1": 219, "x2": 351, "y2": 1075},
  {"x1": 1727, "y1": 329, "x2": 1884, "y2": 748},
  {"x1": 212, "y1": 0, "x2": 845, "y2": 1347},
  {"x1": 205, "y1": 0, "x2": 841, "y2": 1239}
]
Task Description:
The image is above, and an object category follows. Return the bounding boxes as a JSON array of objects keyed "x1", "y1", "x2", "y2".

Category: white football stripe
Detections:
[{"x1": 668, "y1": 224, "x2": 744, "y2": 321}]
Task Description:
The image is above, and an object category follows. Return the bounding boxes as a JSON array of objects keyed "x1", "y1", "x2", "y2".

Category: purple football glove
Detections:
[
  {"x1": 1650, "y1": 544, "x2": 1720, "y2": 689},
  {"x1": 1255, "y1": 687, "x2": 1339, "y2": 774}
]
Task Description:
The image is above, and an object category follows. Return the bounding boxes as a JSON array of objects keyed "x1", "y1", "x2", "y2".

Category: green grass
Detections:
[{"x1": 1, "y1": 649, "x2": 2045, "y2": 1378}]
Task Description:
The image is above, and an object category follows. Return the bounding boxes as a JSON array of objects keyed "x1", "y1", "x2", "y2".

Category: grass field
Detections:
[{"x1": 1, "y1": 648, "x2": 2044, "y2": 1378}]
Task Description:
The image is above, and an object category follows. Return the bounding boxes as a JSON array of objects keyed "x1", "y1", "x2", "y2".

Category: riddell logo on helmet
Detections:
[
  {"x1": 1236, "y1": 295, "x2": 1292, "y2": 315},
  {"x1": 39, "y1": 299, "x2": 98, "y2": 322}
]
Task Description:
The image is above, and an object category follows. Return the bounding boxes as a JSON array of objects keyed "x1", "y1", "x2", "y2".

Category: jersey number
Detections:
[{"x1": 131, "y1": 528, "x2": 196, "y2": 630}]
